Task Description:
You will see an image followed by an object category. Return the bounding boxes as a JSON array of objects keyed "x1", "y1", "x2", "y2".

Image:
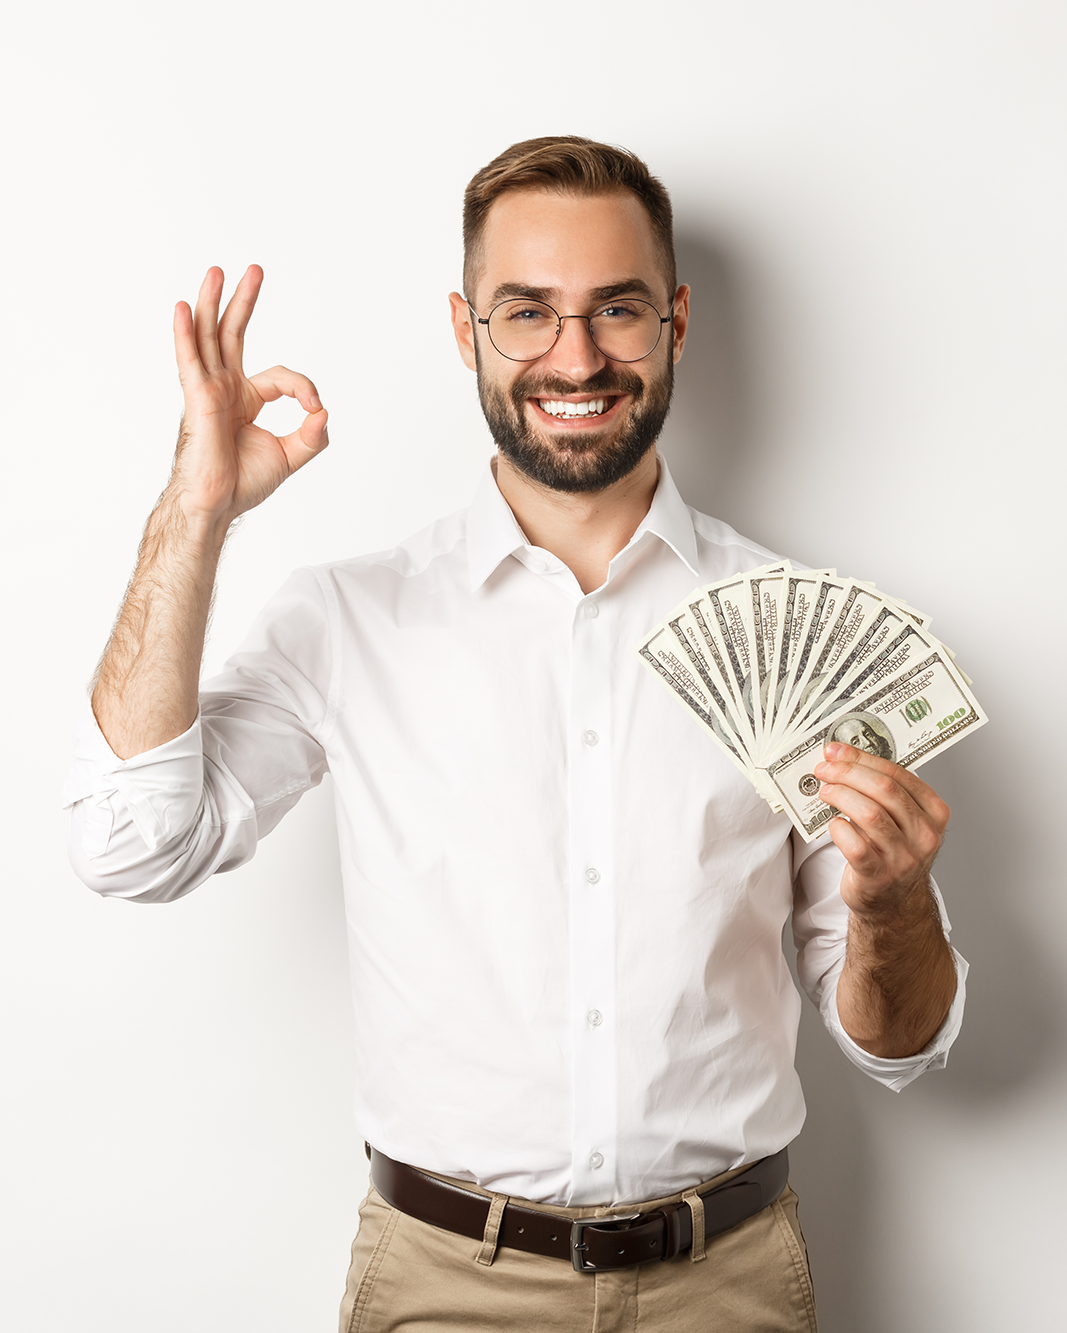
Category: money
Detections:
[{"x1": 637, "y1": 563, "x2": 987, "y2": 842}]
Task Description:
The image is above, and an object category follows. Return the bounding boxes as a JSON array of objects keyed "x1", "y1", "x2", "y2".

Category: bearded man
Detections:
[{"x1": 66, "y1": 137, "x2": 966, "y2": 1333}]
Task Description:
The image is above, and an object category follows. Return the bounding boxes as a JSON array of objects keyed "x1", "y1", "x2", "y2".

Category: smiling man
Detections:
[{"x1": 66, "y1": 138, "x2": 965, "y2": 1333}]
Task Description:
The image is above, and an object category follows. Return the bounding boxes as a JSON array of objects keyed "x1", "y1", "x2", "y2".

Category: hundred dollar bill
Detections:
[
  {"x1": 766, "y1": 573, "x2": 847, "y2": 749},
  {"x1": 777, "y1": 582, "x2": 902, "y2": 740},
  {"x1": 637, "y1": 564, "x2": 985, "y2": 828},
  {"x1": 678, "y1": 598, "x2": 743, "y2": 715},
  {"x1": 792, "y1": 613, "x2": 964, "y2": 745},
  {"x1": 787, "y1": 600, "x2": 912, "y2": 736},
  {"x1": 637, "y1": 622, "x2": 756, "y2": 781},
  {"x1": 748, "y1": 567, "x2": 789, "y2": 756},
  {"x1": 702, "y1": 573, "x2": 761, "y2": 747},
  {"x1": 765, "y1": 569, "x2": 832, "y2": 748},
  {"x1": 761, "y1": 649, "x2": 988, "y2": 841}
]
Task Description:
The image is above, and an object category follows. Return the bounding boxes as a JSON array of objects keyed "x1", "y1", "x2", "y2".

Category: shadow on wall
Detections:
[
  {"x1": 916, "y1": 731, "x2": 1064, "y2": 1106},
  {"x1": 661, "y1": 227, "x2": 1065, "y2": 1333},
  {"x1": 657, "y1": 229, "x2": 757, "y2": 522}
]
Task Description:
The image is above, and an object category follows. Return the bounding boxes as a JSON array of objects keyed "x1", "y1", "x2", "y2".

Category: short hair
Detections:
[{"x1": 463, "y1": 136, "x2": 677, "y2": 303}]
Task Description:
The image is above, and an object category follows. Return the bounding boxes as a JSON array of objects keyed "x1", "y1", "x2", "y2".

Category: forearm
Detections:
[
  {"x1": 91, "y1": 488, "x2": 230, "y2": 759},
  {"x1": 836, "y1": 877, "x2": 958, "y2": 1058}
]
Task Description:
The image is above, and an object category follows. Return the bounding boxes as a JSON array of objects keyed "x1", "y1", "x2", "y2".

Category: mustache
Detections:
[{"x1": 510, "y1": 367, "x2": 646, "y2": 401}]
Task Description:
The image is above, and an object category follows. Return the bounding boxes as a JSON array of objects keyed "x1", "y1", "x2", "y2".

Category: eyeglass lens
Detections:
[{"x1": 486, "y1": 299, "x2": 665, "y2": 363}]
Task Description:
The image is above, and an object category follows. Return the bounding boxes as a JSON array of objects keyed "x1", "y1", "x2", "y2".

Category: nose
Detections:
[{"x1": 542, "y1": 315, "x2": 608, "y2": 383}]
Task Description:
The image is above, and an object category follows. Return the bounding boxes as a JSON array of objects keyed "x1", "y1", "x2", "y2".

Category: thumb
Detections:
[{"x1": 283, "y1": 407, "x2": 329, "y2": 472}]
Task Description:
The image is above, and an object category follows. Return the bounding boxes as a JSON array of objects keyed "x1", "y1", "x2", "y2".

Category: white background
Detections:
[{"x1": 3, "y1": 2, "x2": 1065, "y2": 1329}]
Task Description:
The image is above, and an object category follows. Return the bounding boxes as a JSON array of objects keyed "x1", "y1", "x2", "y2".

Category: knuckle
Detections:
[
  {"x1": 873, "y1": 774, "x2": 897, "y2": 800},
  {"x1": 870, "y1": 810, "x2": 896, "y2": 839},
  {"x1": 855, "y1": 856, "x2": 881, "y2": 883},
  {"x1": 919, "y1": 829, "x2": 942, "y2": 861}
]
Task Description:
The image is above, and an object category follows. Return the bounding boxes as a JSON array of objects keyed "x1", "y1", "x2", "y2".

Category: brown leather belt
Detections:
[{"x1": 367, "y1": 1145, "x2": 789, "y2": 1272}]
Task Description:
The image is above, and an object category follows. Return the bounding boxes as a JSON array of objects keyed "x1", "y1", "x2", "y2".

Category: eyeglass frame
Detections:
[{"x1": 466, "y1": 295, "x2": 675, "y2": 364}]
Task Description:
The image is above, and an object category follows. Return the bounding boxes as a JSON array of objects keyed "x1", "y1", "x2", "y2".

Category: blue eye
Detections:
[
  {"x1": 596, "y1": 303, "x2": 642, "y2": 322},
  {"x1": 500, "y1": 301, "x2": 555, "y2": 323}
]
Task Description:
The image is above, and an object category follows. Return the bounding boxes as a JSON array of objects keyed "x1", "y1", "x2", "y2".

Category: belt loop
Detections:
[
  {"x1": 682, "y1": 1188, "x2": 706, "y2": 1262},
  {"x1": 475, "y1": 1193, "x2": 508, "y2": 1266}
]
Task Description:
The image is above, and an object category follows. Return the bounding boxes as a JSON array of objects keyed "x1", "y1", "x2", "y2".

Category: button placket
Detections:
[{"x1": 568, "y1": 595, "x2": 617, "y2": 1203}]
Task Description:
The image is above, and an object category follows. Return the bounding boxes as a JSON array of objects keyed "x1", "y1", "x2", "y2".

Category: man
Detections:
[{"x1": 66, "y1": 137, "x2": 965, "y2": 1332}]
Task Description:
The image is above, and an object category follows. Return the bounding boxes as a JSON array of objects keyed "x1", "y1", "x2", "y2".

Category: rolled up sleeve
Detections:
[
  {"x1": 64, "y1": 566, "x2": 334, "y2": 903},
  {"x1": 791, "y1": 831, "x2": 968, "y2": 1091}
]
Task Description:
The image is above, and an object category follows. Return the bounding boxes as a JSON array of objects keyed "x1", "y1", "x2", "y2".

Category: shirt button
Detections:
[
  {"x1": 589, "y1": 1152, "x2": 604, "y2": 1169},
  {"x1": 530, "y1": 557, "x2": 547, "y2": 573},
  {"x1": 585, "y1": 867, "x2": 601, "y2": 884},
  {"x1": 582, "y1": 730, "x2": 599, "y2": 747},
  {"x1": 586, "y1": 1009, "x2": 603, "y2": 1027},
  {"x1": 585, "y1": 602, "x2": 599, "y2": 619}
]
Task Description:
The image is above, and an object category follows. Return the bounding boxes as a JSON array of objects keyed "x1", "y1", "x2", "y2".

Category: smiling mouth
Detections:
[{"x1": 533, "y1": 396, "x2": 620, "y2": 420}]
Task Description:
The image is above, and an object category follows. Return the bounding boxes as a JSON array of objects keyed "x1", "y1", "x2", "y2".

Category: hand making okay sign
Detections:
[{"x1": 171, "y1": 265, "x2": 329, "y2": 526}]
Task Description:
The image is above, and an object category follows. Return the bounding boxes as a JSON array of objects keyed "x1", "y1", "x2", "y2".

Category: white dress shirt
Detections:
[{"x1": 65, "y1": 460, "x2": 966, "y2": 1207}]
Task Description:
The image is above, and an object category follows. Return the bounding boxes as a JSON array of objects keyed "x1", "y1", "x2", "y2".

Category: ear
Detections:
[
  {"x1": 449, "y1": 292, "x2": 479, "y2": 372},
  {"x1": 670, "y1": 284, "x2": 691, "y2": 363}
]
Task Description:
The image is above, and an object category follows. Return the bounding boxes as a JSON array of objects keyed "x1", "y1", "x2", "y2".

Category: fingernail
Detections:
[
  {"x1": 824, "y1": 743, "x2": 842, "y2": 759},
  {"x1": 310, "y1": 395, "x2": 322, "y2": 411}
]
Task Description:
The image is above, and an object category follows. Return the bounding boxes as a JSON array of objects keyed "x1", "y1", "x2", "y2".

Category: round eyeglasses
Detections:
[{"x1": 468, "y1": 297, "x2": 673, "y2": 363}]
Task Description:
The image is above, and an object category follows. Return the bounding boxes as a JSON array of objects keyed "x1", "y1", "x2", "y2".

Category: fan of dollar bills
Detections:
[{"x1": 637, "y1": 564, "x2": 987, "y2": 842}]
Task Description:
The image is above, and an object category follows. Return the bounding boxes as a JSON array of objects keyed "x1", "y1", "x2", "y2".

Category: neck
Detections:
[{"x1": 494, "y1": 447, "x2": 660, "y2": 595}]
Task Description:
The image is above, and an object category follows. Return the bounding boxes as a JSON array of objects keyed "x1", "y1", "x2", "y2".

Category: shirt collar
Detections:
[
  {"x1": 466, "y1": 455, "x2": 701, "y2": 592},
  {"x1": 624, "y1": 456, "x2": 700, "y2": 578}
]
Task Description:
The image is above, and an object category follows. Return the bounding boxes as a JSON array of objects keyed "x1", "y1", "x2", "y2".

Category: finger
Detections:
[
  {"x1": 173, "y1": 300, "x2": 205, "y2": 386},
  {"x1": 217, "y1": 264, "x2": 264, "y2": 371},
  {"x1": 279, "y1": 408, "x2": 330, "y2": 473},
  {"x1": 816, "y1": 744, "x2": 950, "y2": 830},
  {"x1": 248, "y1": 365, "x2": 324, "y2": 414},
  {"x1": 827, "y1": 812, "x2": 878, "y2": 870},
  {"x1": 192, "y1": 266, "x2": 225, "y2": 373},
  {"x1": 818, "y1": 764, "x2": 945, "y2": 883},
  {"x1": 816, "y1": 759, "x2": 927, "y2": 840},
  {"x1": 818, "y1": 779, "x2": 908, "y2": 856}
]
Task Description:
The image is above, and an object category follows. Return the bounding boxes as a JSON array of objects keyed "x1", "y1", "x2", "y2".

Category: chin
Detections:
[{"x1": 499, "y1": 430, "x2": 656, "y2": 494}]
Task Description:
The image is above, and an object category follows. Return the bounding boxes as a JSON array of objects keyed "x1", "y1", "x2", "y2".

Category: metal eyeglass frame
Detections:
[{"x1": 466, "y1": 296, "x2": 674, "y2": 363}]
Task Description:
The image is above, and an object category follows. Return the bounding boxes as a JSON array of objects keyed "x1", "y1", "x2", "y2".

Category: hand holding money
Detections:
[
  {"x1": 813, "y1": 743, "x2": 950, "y2": 915},
  {"x1": 637, "y1": 563, "x2": 987, "y2": 843}
]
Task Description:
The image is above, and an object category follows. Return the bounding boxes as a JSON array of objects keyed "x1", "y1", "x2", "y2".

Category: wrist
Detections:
[
  {"x1": 844, "y1": 867, "x2": 940, "y2": 923},
  {"x1": 155, "y1": 486, "x2": 234, "y2": 553}
]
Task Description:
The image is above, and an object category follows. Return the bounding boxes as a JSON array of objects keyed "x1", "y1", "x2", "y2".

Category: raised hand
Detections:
[
  {"x1": 815, "y1": 743, "x2": 958, "y2": 1056},
  {"x1": 813, "y1": 743, "x2": 950, "y2": 915},
  {"x1": 92, "y1": 265, "x2": 329, "y2": 759},
  {"x1": 171, "y1": 265, "x2": 329, "y2": 525}
]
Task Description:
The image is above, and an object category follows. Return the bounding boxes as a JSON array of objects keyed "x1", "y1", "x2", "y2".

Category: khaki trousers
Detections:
[{"x1": 339, "y1": 1164, "x2": 818, "y2": 1333}]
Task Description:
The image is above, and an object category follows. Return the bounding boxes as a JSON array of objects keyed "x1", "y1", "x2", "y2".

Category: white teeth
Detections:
[{"x1": 538, "y1": 397, "x2": 610, "y2": 418}]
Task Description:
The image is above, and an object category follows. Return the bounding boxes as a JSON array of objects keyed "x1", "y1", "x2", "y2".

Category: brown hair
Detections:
[{"x1": 463, "y1": 136, "x2": 676, "y2": 302}]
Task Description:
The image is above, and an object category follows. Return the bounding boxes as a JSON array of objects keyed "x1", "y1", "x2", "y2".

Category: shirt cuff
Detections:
[
  {"x1": 63, "y1": 703, "x2": 205, "y2": 854},
  {"x1": 824, "y1": 948, "x2": 969, "y2": 1092}
]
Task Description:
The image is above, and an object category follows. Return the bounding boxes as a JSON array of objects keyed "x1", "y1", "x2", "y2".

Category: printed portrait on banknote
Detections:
[{"x1": 826, "y1": 711, "x2": 896, "y2": 761}]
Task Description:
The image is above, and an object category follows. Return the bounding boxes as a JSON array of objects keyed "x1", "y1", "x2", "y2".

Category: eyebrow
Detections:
[{"x1": 485, "y1": 278, "x2": 663, "y2": 307}]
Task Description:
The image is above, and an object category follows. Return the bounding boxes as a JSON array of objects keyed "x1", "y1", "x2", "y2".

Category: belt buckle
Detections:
[{"x1": 570, "y1": 1211, "x2": 643, "y2": 1272}]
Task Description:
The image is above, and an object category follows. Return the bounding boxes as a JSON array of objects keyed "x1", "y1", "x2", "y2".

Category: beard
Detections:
[{"x1": 476, "y1": 351, "x2": 674, "y2": 494}]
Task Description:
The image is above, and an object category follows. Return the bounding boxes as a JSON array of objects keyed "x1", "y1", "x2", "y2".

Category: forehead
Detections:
[{"x1": 476, "y1": 189, "x2": 665, "y2": 301}]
